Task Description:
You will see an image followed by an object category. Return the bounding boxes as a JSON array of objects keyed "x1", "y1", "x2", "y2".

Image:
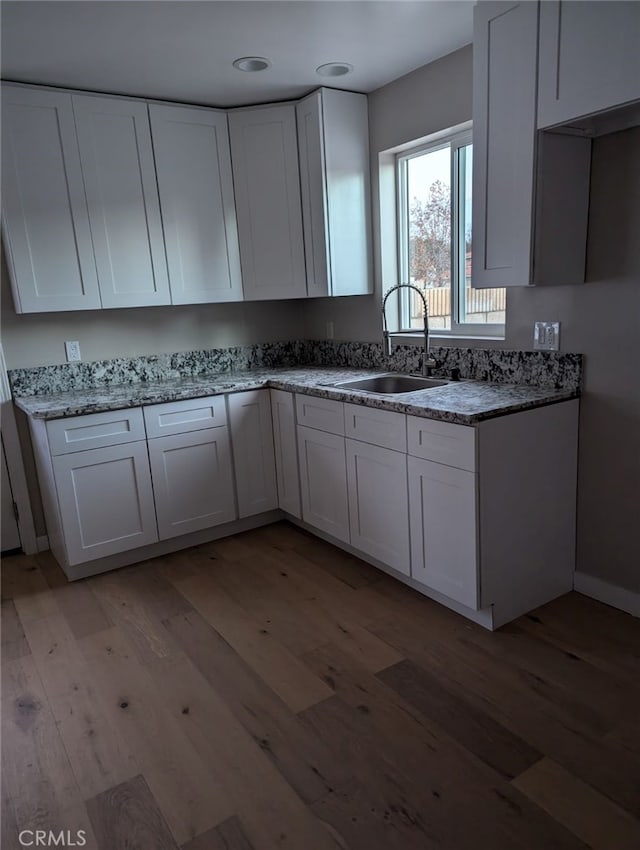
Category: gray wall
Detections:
[{"x1": 512, "y1": 128, "x2": 640, "y2": 594}]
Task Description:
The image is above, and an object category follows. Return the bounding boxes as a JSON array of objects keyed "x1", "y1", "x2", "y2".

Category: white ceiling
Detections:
[{"x1": 1, "y1": 1, "x2": 474, "y2": 107}]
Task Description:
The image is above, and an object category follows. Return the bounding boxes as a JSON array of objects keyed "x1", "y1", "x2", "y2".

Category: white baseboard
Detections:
[
  {"x1": 36, "y1": 535, "x2": 50, "y2": 552},
  {"x1": 574, "y1": 572, "x2": 640, "y2": 618}
]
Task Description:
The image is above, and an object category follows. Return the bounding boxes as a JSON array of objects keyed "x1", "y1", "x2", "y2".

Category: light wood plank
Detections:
[
  {"x1": 22, "y1": 611, "x2": 139, "y2": 798},
  {"x1": 192, "y1": 550, "x2": 327, "y2": 656},
  {"x1": 240, "y1": 547, "x2": 403, "y2": 672},
  {"x1": 372, "y1": 612, "x2": 640, "y2": 816},
  {"x1": 513, "y1": 757, "x2": 640, "y2": 850},
  {"x1": 1, "y1": 655, "x2": 83, "y2": 831},
  {"x1": 161, "y1": 609, "x2": 350, "y2": 805},
  {"x1": 173, "y1": 572, "x2": 332, "y2": 712},
  {"x1": 79, "y1": 626, "x2": 235, "y2": 845},
  {"x1": 36, "y1": 550, "x2": 113, "y2": 639},
  {"x1": 91, "y1": 566, "x2": 190, "y2": 664},
  {"x1": 86, "y1": 774, "x2": 179, "y2": 850},
  {"x1": 182, "y1": 816, "x2": 255, "y2": 850},
  {"x1": 3, "y1": 553, "x2": 58, "y2": 622},
  {"x1": 1, "y1": 598, "x2": 30, "y2": 660}
]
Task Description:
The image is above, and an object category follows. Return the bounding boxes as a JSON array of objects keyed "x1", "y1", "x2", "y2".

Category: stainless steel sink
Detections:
[{"x1": 332, "y1": 374, "x2": 449, "y2": 394}]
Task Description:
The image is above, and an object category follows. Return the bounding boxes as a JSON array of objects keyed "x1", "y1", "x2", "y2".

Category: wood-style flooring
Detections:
[{"x1": 2, "y1": 521, "x2": 640, "y2": 850}]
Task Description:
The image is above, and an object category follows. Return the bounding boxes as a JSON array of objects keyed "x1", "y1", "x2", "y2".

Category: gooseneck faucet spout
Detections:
[{"x1": 381, "y1": 284, "x2": 436, "y2": 377}]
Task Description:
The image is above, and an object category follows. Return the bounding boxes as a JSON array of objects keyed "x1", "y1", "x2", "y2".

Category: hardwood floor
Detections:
[{"x1": 2, "y1": 521, "x2": 639, "y2": 850}]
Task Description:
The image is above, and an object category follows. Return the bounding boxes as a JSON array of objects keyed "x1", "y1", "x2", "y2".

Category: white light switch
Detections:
[
  {"x1": 65, "y1": 340, "x2": 81, "y2": 362},
  {"x1": 533, "y1": 322, "x2": 560, "y2": 351}
]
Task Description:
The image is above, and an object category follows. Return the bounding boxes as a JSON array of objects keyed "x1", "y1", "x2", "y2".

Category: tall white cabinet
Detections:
[
  {"x1": 296, "y1": 88, "x2": 372, "y2": 297},
  {"x1": 1, "y1": 86, "x2": 102, "y2": 312},
  {"x1": 228, "y1": 105, "x2": 307, "y2": 300},
  {"x1": 149, "y1": 104, "x2": 243, "y2": 304},
  {"x1": 472, "y1": 1, "x2": 591, "y2": 288}
]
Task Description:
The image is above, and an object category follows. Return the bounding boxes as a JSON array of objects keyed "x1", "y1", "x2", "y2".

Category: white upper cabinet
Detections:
[
  {"x1": 538, "y1": 1, "x2": 640, "y2": 129},
  {"x1": 228, "y1": 104, "x2": 307, "y2": 300},
  {"x1": 472, "y1": 1, "x2": 591, "y2": 287},
  {"x1": 296, "y1": 88, "x2": 372, "y2": 297},
  {"x1": 1, "y1": 85, "x2": 101, "y2": 312},
  {"x1": 149, "y1": 104, "x2": 243, "y2": 304},
  {"x1": 472, "y1": 1, "x2": 539, "y2": 288},
  {"x1": 73, "y1": 94, "x2": 170, "y2": 308}
]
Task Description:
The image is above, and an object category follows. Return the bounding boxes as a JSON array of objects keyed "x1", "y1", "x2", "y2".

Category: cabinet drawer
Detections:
[
  {"x1": 295, "y1": 394, "x2": 344, "y2": 435},
  {"x1": 47, "y1": 408, "x2": 146, "y2": 455},
  {"x1": 144, "y1": 395, "x2": 226, "y2": 438},
  {"x1": 407, "y1": 416, "x2": 476, "y2": 472},
  {"x1": 344, "y1": 403, "x2": 406, "y2": 452}
]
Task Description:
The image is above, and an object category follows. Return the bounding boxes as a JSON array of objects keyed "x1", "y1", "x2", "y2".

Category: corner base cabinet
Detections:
[{"x1": 228, "y1": 389, "x2": 278, "y2": 518}]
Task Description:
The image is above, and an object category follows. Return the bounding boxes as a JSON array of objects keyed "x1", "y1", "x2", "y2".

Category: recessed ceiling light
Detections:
[
  {"x1": 232, "y1": 56, "x2": 271, "y2": 73},
  {"x1": 316, "y1": 62, "x2": 353, "y2": 78}
]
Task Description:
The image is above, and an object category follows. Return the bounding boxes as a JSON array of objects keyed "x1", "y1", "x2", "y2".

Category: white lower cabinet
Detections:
[
  {"x1": 297, "y1": 424, "x2": 350, "y2": 544},
  {"x1": 270, "y1": 389, "x2": 301, "y2": 518},
  {"x1": 52, "y1": 441, "x2": 158, "y2": 565},
  {"x1": 31, "y1": 387, "x2": 578, "y2": 628},
  {"x1": 346, "y1": 438, "x2": 410, "y2": 574},
  {"x1": 408, "y1": 457, "x2": 478, "y2": 610},
  {"x1": 148, "y1": 427, "x2": 236, "y2": 540},
  {"x1": 228, "y1": 389, "x2": 278, "y2": 518}
]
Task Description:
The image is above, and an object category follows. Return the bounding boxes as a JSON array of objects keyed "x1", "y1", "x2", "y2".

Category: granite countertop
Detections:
[{"x1": 13, "y1": 367, "x2": 579, "y2": 426}]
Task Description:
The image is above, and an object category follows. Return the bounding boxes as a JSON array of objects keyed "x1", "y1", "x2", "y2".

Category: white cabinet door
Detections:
[
  {"x1": 408, "y1": 457, "x2": 478, "y2": 610},
  {"x1": 538, "y1": 1, "x2": 640, "y2": 129},
  {"x1": 270, "y1": 389, "x2": 300, "y2": 518},
  {"x1": 228, "y1": 390, "x2": 278, "y2": 518},
  {"x1": 52, "y1": 441, "x2": 158, "y2": 565},
  {"x1": 297, "y1": 425, "x2": 349, "y2": 544},
  {"x1": 472, "y1": 1, "x2": 538, "y2": 288},
  {"x1": 149, "y1": 104, "x2": 243, "y2": 304},
  {"x1": 148, "y1": 427, "x2": 236, "y2": 540},
  {"x1": 346, "y1": 439, "x2": 409, "y2": 574},
  {"x1": 73, "y1": 94, "x2": 170, "y2": 308},
  {"x1": 1, "y1": 85, "x2": 101, "y2": 312},
  {"x1": 297, "y1": 88, "x2": 372, "y2": 297},
  {"x1": 228, "y1": 105, "x2": 307, "y2": 300}
]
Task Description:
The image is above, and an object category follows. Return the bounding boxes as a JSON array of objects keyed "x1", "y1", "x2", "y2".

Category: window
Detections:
[{"x1": 396, "y1": 129, "x2": 505, "y2": 336}]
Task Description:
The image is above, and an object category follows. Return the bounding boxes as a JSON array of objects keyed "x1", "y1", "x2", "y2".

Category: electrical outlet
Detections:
[
  {"x1": 65, "y1": 340, "x2": 81, "y2": 362},
  {"x1": 533, "y1": 322, "x2": 560, "y2": 351}
]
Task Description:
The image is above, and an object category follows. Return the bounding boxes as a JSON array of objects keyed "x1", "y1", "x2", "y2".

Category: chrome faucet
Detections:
[{"x1": 381, "y1": 284, "x2": 437, "y2": 377}]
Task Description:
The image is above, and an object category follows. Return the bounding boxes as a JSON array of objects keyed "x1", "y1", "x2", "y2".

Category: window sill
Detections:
[{"x1": 391, "y1": 332, "x2": 506, "y2": 345}]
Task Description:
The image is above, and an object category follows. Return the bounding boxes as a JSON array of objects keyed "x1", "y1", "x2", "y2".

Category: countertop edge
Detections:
[{"x1": 13, "y1": 371, "x2": 579, "y2": 427}]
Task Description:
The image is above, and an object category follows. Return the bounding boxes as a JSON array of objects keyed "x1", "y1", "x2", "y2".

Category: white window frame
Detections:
[{"x1": 395, "y1": 127, "x2": 505, "y2": 340}]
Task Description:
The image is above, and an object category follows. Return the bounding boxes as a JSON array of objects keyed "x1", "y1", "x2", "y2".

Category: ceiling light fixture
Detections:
[
  {"x1": 316, "y1": 62, "x2": 353, "y2": 78},
  {"x1": 232, "y1": 56, "x2": 271, "y2": 72}
]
